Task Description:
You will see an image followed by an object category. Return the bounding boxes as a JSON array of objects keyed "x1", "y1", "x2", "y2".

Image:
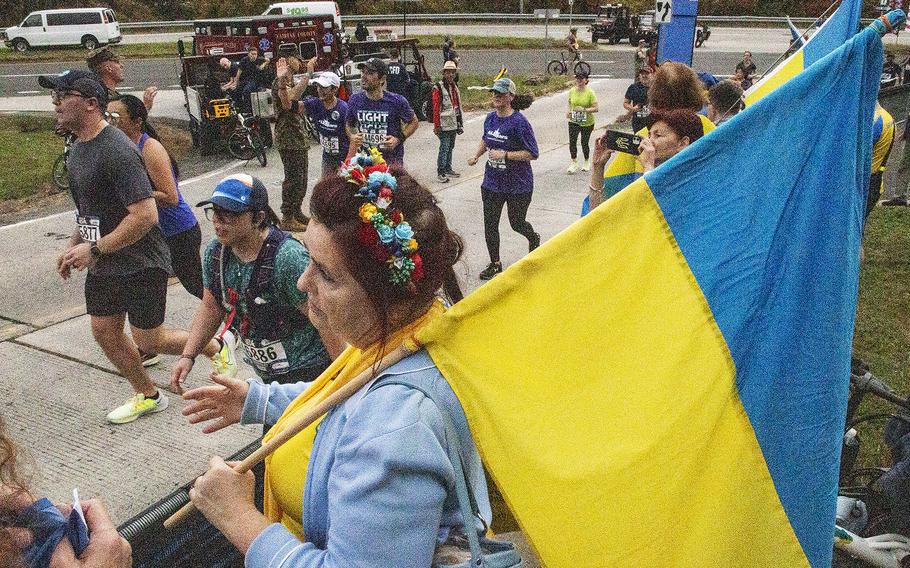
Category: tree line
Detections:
[{"x1": 4, "y1": 0, "x2": 887, "y2": 25}]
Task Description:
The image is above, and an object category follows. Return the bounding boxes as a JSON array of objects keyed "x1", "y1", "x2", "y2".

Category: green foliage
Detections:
[{"x1": 0, "y1": 114, "x2": 59, "y2": 200}]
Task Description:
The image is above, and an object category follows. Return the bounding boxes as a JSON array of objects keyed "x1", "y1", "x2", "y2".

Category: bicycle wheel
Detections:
[
  {"x1": 52, "y1": 152, "x2": 69, "y2": 191},
  {"x1": 251, "y1": 132, "x2": 267, "y2": 167},
  {"x1": 227, "y1": 129, "x2": 256, "y2": 161},
  {"x1": 547, "y1": 60, "x2": 566, "y2": 76},
  {"x1": 574, "y1": 61, "x2": 592, "y2": 76}
]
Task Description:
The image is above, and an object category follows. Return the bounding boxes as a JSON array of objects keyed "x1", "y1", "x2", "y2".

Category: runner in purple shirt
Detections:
[
  {"x1": 302, "y1": 71, "x2": 350, "y2": 178},
  {"x1": 466, "y1": 78, "x2": 540, "y2": 281},
  {"x1": 345, "y1": 58, "x2": 419, "y2": 165}
]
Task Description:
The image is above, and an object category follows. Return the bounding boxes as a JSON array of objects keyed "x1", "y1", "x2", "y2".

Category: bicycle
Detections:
[
  {"x1": 226, "y1": 101, "x2": 268, "y2": 167},
  {"x1": 834, "y1": 359, "x2": 910, "y2": 567},
  {"x1": 51, "y1": 130, "x2": 76, "y2": 191},
  {"x1": 546, "y1": 51, "x2": 591, "y2": 77}
]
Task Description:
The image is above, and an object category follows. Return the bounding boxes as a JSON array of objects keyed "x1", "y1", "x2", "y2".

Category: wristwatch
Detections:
[{"x1": 90, "y1": 243, "x2": 102, "y2": 259}]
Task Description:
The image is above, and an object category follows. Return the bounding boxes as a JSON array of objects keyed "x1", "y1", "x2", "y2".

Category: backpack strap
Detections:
[{"x1": 247, "y1": 226, "x2": 288, "y2": 303}]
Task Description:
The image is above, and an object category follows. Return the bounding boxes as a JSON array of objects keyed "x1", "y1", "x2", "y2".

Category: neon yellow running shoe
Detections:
[
  {"x1": 106, "y1": 392, "x2": 169, "y2": 424},
  {"x1": 210, "y1": 329, "x2": 238, "y2": 377}
]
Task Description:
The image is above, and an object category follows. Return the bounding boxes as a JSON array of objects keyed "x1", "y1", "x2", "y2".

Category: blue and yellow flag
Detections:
[
  {"x1": 417, "y1": 19, "x2": 885, "y2": 568},
  {"x1": 746, "y1": 0, "x2": 862, "y2": 105}
]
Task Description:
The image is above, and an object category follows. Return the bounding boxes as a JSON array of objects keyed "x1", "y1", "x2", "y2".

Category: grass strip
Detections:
[{"x1": 0, "y1": 114, "x2": 61, "y2": 200}]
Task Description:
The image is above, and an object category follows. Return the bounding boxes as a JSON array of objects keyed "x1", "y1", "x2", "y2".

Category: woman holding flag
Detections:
[{"x1": 179, "y1": 151, "x2": 499, "y2": 567}]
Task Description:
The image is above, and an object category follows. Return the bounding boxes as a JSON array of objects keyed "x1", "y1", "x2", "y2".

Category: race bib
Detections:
[
  {"x1": 363, "y1": 131, "x2": 386, "y2": 147},
  {"x1": 76, "y1": 215, "x2": 100, "y2": 243},
  {"x1": 320, "y1": 134, "x2": 340, "y2": 154},
  {"x1": 487, "y1": 150, "x2": 507, "y2": 170},
  {"x1": 356, "y1": 109, "x2": 389, "y2": 148},
  {"x1": 570, "y1": 110, "x2": 588, "y2": 123},
  {"x1": 242, "y1": 337, "x2": 289, "y2": 373}
]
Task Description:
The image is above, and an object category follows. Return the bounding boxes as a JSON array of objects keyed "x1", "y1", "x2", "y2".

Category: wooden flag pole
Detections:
[{"x1": 163, "y1": 344, "x2": 415, "y2": 529}]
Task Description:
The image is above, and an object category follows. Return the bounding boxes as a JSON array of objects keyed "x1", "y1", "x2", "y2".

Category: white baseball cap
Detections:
[{"x1": 312, "y1": 72, "x2": 341, "y2": 88}]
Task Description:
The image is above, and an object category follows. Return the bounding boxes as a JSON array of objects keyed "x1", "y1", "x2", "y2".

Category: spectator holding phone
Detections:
[
  {"x1": 588, "y1": 109, "x2": 703, "y2": 210},
  {"x1": 637, "y1": 109, "x2": 704, "y2": 172},
  {"x1": 597, "y1": 62, "x2": 714, "y2": 208}
]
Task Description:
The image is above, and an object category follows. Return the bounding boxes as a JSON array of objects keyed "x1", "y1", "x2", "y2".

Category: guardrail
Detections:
[{"x1": 118, "y1": 13, "x2": 884, "y2": 30}]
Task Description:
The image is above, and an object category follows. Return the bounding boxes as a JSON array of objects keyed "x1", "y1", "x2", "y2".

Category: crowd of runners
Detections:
[{"x1": 1, "y1": 28, "x2": 907, "y2": 565}]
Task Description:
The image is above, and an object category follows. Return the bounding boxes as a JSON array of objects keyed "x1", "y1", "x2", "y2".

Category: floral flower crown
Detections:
[{"x1": 339, "y1": 148, "x2": 424, "y2": 289}]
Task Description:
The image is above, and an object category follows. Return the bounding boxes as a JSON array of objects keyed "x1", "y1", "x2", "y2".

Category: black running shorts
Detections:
[{"x1": 84, "y1": 268, "x2": 169, "y2": 329}]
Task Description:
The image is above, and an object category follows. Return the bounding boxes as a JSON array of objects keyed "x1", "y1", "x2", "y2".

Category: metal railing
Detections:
[{"x1": 118, "y1": 13, "x2": 883, "y2": 31}]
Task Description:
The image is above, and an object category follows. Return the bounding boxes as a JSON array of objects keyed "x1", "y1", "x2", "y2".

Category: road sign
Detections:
[{"x1": 655, "y1": 0, "x2": 673, "y2": 23}]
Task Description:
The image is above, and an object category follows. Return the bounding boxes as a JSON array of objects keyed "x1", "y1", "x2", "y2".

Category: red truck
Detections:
[{"x1": 179, "y1": 13, "x2": 341, "y2": 154}]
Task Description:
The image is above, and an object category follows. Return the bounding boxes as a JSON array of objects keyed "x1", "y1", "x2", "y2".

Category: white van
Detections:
[
  {"x1": 2, "y1": 8, "x2": 121, "y2": 52},
  {"x1": 261, "y1": 2, "x2": 343, "y2": 31}
]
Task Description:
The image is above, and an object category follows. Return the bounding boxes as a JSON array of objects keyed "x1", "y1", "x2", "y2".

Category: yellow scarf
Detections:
[{"x1": 262, "y1": 301, "x2": 445, "y2": 537}]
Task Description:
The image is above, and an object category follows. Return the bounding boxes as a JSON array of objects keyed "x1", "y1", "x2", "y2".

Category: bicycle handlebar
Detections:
[{"x1": 852, "y1": 371, "x2": 910, "y2": 412}]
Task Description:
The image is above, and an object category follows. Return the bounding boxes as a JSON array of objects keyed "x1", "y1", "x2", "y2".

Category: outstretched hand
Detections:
[{"x1": 182, "y1": 372, "x2": 249, "y2": 434}]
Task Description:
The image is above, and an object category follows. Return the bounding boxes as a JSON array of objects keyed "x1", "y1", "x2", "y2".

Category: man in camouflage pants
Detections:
[{"x1": 272, "y1": 53, "x2": 314, "y2": 232}]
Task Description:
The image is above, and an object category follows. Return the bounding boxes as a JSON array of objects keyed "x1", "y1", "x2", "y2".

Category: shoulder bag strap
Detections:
[{"x1": 369, "y1": 378, "x2": 485, "y2": 566}]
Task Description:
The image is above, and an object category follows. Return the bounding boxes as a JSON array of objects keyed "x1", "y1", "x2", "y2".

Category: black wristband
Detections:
[
  {"x1": 179, "y1": 354, "x2": 196, "y2": 363},
  {"x1": 290, "y1": 100, "x2": 299, "y2": 113}
]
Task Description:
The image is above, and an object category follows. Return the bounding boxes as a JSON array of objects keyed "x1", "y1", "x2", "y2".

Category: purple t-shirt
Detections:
[
  {"x1": 481, "y1": 111, "x2": 539, "y2": 194},
  {"x1": 304, "y1": 96, "x2": 350, "y2": 160},
  {"x1": 345, "y1": 90, "x2": 415, "y2": 164}
]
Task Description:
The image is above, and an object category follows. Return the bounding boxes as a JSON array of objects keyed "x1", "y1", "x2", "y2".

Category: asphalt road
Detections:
[
  {"x1": 4, "y1": 22, "x2": 910, "y2": 96},
  {"x1": 0, "y1": 47, "x2": 768, "y2": 97}
]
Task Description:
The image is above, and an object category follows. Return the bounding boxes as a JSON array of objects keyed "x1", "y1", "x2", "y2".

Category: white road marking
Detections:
[
  {"x1": 0, "y1": 73, "x2": 48, "y2": 78},
  {"x1": 17, "y1": 90, "x2": 41, "y2": 95},
  {"x1": 0, "y1": 160, "x2": 243, "y2": 232}
]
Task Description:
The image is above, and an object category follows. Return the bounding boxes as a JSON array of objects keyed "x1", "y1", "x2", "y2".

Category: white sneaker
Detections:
[
  {"x1": 566, "y1": 161, "x2": 579, "y2": 174},
  {"x1": 581, "y1": 159, "x2": 591, "y2": 171},
  {"x1": 211, "y1": 329, "x2": 238, "y2": 377}
]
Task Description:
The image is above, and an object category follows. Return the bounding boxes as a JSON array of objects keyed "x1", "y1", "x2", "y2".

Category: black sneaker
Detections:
[
  {"x1": 528, "y1": 232, "x2": 541, "y2": 252},
  {"x1": 478, "y1": 262, "x2": 503, "y2": 280},
  {"x1": 437, "y1": 174, "x2": 450, "y2": 183},
  {"x1": 447, "y1": 170, "x2": 461, "y2": 178},
  {"x1": 881, "y1": 196, "x2": 908, "y2": 206}
]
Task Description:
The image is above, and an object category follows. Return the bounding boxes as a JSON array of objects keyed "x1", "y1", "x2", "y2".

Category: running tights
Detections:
[
  {"x1": 481, "y1": 188, "x2": 536, "y2": 263},
  {"x1": 569, "y1": 122, "x2": 594, "y2": 161}
]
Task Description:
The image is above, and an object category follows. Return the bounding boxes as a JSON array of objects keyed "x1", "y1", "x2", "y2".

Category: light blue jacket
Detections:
[{"x1": 240, "y1": 349, "x2": 492, "y2": 568}]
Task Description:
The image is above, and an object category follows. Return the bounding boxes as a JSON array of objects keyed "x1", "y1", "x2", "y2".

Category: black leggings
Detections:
[
  {"x1": 481, "y1": 189, "x2": 536, "y2": 263},
  {"x1": 165, "y1": 223, "x2": 204, "y2": 300},
  {"x1": 569, "y1": 122, "x2": 594, "y2": 160}
]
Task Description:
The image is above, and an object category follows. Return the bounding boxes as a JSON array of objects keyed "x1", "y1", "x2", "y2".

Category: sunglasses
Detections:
[
  {"x1": 204, "y1": 206, "x2": 245, "y2": 222},
  {"x1": 51, "y1": 90, "x2": 93, "y2": 104}
]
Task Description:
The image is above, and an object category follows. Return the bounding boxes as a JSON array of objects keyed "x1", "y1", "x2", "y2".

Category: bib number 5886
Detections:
[{"x1": 250, "y1": 346, "x2": 278, "y2": 362}]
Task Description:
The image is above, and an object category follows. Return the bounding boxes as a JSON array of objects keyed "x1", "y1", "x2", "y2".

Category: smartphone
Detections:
[
  {"x1": 604, "y1": 129, "x2": 643, "y2": 155},
  {"x1": 68, "y1": 488, "x2": 90, "y2": 555}
]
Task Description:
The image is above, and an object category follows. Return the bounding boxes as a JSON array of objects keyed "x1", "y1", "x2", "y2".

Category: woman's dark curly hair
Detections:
[{"x1": 310, "y1": 166, "x2": 464, "y2": 351}]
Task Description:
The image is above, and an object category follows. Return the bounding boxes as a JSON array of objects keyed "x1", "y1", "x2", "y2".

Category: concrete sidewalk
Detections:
[
  {"x1": 0, "y1": 79, "x2": 629, "y2": 529},
  {"x1": 0, "y1": 88, "x2": 191, "y2": 121}
]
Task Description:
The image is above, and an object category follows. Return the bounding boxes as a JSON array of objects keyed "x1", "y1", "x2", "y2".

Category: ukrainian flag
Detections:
[
  {"x1": 417, "y1": 18, "x2": 888, "y2": 568},
  {"x1": 745, "y1": 0, "x2": 862, "y2": 105}
]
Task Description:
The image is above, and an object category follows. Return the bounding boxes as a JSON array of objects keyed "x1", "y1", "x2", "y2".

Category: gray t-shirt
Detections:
[{"x1": 68, "y1": 125, "x2": 171, "y2": 277}]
